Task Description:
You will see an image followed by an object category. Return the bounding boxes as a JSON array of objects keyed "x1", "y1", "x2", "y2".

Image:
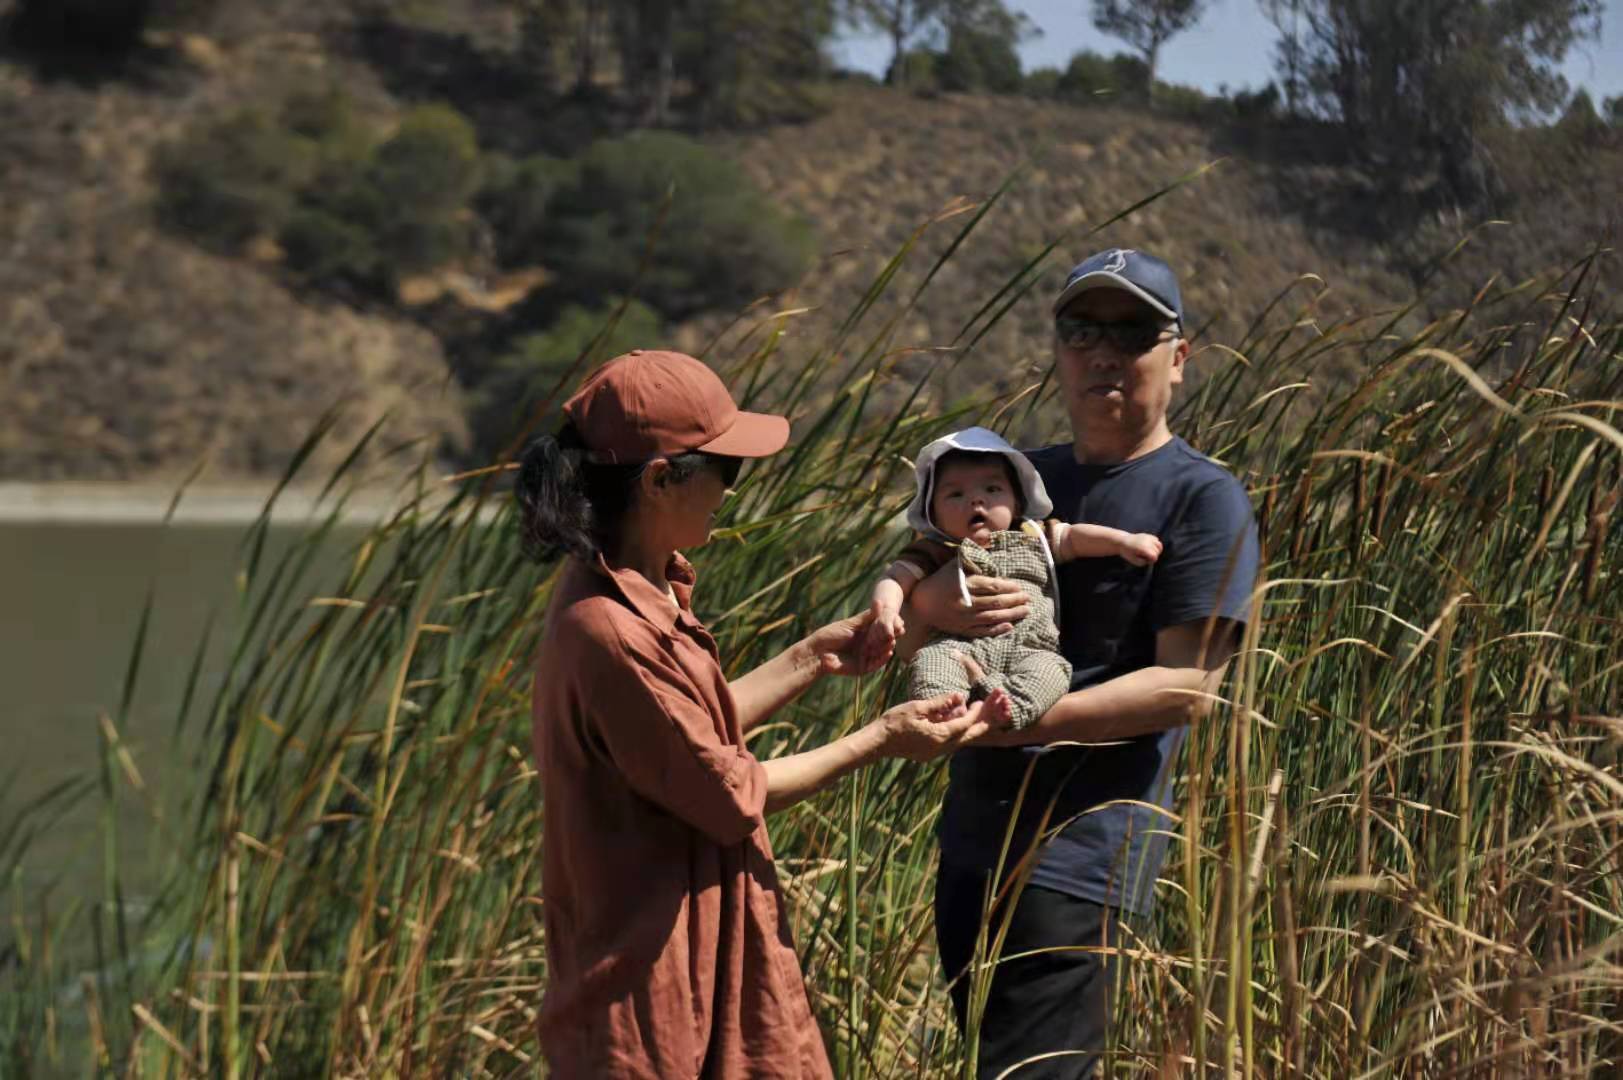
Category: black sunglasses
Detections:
[
  {"x1": 703, "y1": 453, "x2": 744, "y2": 487},
  {"x1": 1054, "y1": 316, "x2": 1176, "y2": 353}
]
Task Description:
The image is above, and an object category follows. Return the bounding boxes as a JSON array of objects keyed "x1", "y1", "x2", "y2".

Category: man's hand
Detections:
[
  {"x1": 1118, "y1": 533, "x2": 1163, "y2": 566},
  {"x1": 875, "y1": 692, "x2": 992, "y2": 761},
  {"x1": 804, "y1": 610, "x2": 887, "y2": 677},
  {"x1": 910, "y1": 563, "x2": 1029, "y2": 638}
]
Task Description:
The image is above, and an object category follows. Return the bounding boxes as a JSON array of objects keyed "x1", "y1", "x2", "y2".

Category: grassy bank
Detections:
[{"x1": 4, "y1": 193, "x2": 1620, "y2": 1077}]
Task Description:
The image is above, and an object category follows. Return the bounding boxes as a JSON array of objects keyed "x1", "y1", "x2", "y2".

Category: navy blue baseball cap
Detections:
[{"x1": 1053, "y1": 248, "x2": 1184, "y2": 327}]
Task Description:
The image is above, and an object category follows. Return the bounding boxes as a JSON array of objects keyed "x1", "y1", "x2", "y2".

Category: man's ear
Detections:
[{"x1": 1169, "y1": 338, "x2": 1190, "y2": 384}]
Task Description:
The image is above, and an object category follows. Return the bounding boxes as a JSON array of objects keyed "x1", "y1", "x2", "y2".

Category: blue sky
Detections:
[{"x1": 832, "y1": 0, "x2": 1623, "y2": 104}]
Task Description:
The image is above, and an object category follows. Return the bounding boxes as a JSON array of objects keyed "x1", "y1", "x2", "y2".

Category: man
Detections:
[{"x1": 911, "y1": 248, "x2": 1260, "y2": 1077}]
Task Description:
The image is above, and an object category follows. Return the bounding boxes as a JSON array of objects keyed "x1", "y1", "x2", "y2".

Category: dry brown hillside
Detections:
[
  {"x1": 687, "y1": 85, "x2": 1429, "y2": 431},
  {"x1": 1, "y1": 21, "x2": 1616, "y2": 481},
  {"x1": 0, "y1": 33, "x2": 467, "y2": 483}
]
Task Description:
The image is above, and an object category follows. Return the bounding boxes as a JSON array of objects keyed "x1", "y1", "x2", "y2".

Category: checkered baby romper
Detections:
[{"x1": 907, "y1": 524, "x2": 1071, "y2": 730}]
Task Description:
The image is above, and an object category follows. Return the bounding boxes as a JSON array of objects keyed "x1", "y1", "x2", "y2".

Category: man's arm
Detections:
[{"x1": 972, "y1": 618, "x2": 1243, "y2": 746}]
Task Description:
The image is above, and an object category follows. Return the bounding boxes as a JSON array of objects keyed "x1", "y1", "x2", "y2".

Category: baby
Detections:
[{"x1": 866, "y1": 427, "x2": 1162, "y2": 730}]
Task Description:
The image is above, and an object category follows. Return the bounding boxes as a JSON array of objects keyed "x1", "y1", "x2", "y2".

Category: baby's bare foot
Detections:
[{"x1": 983, "y1": 687, "x2": 1014, "y2": 729}]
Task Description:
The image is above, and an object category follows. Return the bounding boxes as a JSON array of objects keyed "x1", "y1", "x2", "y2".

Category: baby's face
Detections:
[{"x1": 930, "y1": 458, "x2": 1018, "y2": 546}]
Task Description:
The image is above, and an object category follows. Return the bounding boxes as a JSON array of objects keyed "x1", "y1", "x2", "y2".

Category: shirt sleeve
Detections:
[
  {"x1": 894, "y1": 537, "x2": 954, "y2": 579},
  {"x1": 577, "y1": 617, "x2": 768, "y2": 846},
  {"x1": 1149, "y1": 474, "x2": 1259, "y2": 632}
]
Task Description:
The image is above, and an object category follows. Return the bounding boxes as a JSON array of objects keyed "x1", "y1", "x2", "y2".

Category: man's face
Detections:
[
  {"x1": 929, "y1": 457, "x2": 1019, "y2": 546},
  {"x1": 1053, "y1": 288, "x2": 1187, "y2": 439}
]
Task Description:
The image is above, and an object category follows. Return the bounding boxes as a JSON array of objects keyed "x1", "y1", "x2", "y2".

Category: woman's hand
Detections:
[
  {"x1": 804, "y1": 610, "x2": 888, "y2": 677},
  {"x1": 950, "y1": 652, "x2": 1015, "y2": 729},
  {"x1": 909, "y1": 562, "x2": 1030, "y2": 638},
  {"x1": 875, "y1": 692, "x2": 991, "y2": 761}
]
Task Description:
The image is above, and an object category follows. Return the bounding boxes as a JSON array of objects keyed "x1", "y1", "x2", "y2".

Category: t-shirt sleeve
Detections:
[
  {"x1": 1149, "y1": 474, "x2": 1259, "y2": 632},
  {"x1": 577, "y1": 618, "x2": 767, "y2": 845}
]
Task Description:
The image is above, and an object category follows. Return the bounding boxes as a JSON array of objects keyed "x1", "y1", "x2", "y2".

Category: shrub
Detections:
[
  {"x1": 539, "y1": 131, "x2": 814, "y2": 319},
  {"x1": 156, "y1": 96, "x2": 487, "y2": 291},
  {"x1": 1023, "y1": 66, "x2": 1062, "y2": 99},
  {"x1": 887, "y1": 49, "x2": 939, "y2": 93},
  {"x1": 830, "y1": 67, "x2": 883, "y2": 87},
  {"x1": 1231, "y1": 82, "x2": 1281, "y2": 121},
  {"x1": 478, "y1": 154, "x2": 579, "y2": 268},
  {"x1": 937, "y1": 27, "x2": 1024, "y2": 94},
  {"x1": 153, "y1": 109, "x2": 317, "y2": 251},
  {"x1": 1556, "y1": 89, "x2": 1607, "y2": 138},
  {"x1": 1057, "y1": 50, "x2": 1149, "y2": 103},
  {"x1": 281, "y1": 86, "x2": 366, "y2": 147},
  {"x1": 473, "y1": 299, "x2": 663, "y2": 451},
  {"x1": 1606, "y1": 95, "x2": 1623, "y2": 128},
  {"x1": 368, "y1": 105, "x2": 483, "y2": 220},
  {"x1": 1154, "y1": 81, "x2": 1222, "y2": 121},
  {"x1": 280, "y1": 207, "x2": 379, "y2": 286}
]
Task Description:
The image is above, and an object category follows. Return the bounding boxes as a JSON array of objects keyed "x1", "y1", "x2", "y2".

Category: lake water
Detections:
[{"x1": 2, "y1": 498, "x2": 374, "y2": 903}]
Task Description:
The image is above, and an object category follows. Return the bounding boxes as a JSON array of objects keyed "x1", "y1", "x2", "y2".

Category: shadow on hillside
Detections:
[
  {"x1": 1210, "y1": 118, "x2": 1432, "y2": 242},
  {"x1": 334, "y1": 15, "x2": 616, "y2": 159},
  {"x1": 0, "y1": 8, "x2": 184, "y2": 88}
]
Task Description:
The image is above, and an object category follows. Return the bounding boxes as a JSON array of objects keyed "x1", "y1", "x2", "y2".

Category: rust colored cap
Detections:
[{"x1": 562, "y1": 350, "x2": 789, "y2": 465}]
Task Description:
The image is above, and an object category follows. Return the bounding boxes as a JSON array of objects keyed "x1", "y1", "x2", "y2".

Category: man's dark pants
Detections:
[{"x1": 936, "y1": 864, "x2": 1119, "y2": 1079}]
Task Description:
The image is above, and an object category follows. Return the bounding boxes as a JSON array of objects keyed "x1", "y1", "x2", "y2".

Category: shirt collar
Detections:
[{"x1": 590, "y1": 551, "x2": 699, "y2": 634}]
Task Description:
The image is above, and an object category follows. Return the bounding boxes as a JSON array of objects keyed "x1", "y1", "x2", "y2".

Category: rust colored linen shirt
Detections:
[{"x1": 531, "y1": 552, "x2": 833, "y2": 1079}]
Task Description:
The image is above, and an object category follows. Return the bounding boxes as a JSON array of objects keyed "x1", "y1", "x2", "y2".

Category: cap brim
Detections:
[
  {"x1": 1053, "y1": 271, "x2": 1179, "y2": 323},
  {"x1": 696, "y1": 410, "x2": 790, "y2": 459}
]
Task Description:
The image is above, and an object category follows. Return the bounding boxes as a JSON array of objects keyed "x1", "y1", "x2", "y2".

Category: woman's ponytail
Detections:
[
  {"x1": 516, "y1": 426, "x2": 590, "y2": 561},
  {"x1": 515, "y1": 423, "x2": 642, "y2": 562}
]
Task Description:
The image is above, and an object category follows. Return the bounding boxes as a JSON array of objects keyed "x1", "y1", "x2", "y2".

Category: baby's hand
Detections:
[
  {"x1": 863, "y1": 605, "x2": 905, "y2": 666},
  {"x1": 1119, "y1": 533, "x2": 1163, "y2": 566}
]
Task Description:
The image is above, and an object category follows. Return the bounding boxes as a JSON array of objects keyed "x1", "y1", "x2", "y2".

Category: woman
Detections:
[{"x1": 518, "y1": 349, "x2": 991, "y2": 1078}]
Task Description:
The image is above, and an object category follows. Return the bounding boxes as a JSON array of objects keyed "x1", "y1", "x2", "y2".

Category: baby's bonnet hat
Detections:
[{"x1": 905, "y1": 426, "x2": 1054, "y2": 540}]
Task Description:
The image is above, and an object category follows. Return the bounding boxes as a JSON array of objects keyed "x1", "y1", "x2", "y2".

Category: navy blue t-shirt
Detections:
[{"x1": 937, "y1": 436, "x2": 1259, "y2": 914}]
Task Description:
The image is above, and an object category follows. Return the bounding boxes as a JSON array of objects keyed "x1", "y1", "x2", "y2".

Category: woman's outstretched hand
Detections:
[
  {"x1": 806, "y1": 609, "x2": 892, "y2": 677},
  {"x1": 876, "y1": 692, "x2": 992, "y2": 761}
]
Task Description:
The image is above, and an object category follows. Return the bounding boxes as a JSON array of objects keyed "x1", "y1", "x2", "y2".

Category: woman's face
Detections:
[{"x1": 652, "y1": 455, "x2": 739, "y2": 549}]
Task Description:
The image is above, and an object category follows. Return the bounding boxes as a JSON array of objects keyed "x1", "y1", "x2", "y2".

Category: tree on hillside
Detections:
[
  {"x1": 512, "y1": 0, "x2": 834, "y2": 125},
  {"x1": 844, "y1": 0, "x2": 1027, "y2": 87},
  {"x1": 610, "y1": 0, "x2": 680, "y2": 124},
  {"x1": 844, "y1": 0, "x2": 946, "y2": 84},
  {"x1": 1259, "y1": 0, "x2": 1306, "y2": 112},
  {"x1": 1277, "y1": 0, "x2": 1603, "y2": 201},
  {"x1": 678, "y1": 0, "x2": 836, "y2": 125},
  {"x1": 936, "y1": 0, "x2": 1035, "y2": 92},
  {"x1": 1089, "y1": 0, "x2": 1207, "y2": 86}
]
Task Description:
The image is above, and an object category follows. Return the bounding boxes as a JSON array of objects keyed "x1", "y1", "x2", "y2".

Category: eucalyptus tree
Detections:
[{"x1": 1089, "y1": 0, "x2": 1208, "y2": 86}]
